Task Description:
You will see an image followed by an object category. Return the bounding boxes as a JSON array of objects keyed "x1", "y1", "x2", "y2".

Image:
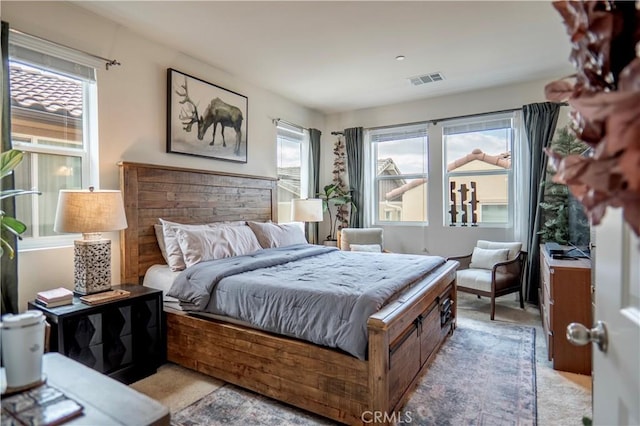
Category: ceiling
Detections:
[{"x1": 74, "y1": 1, "x2": 574, "y2": 115}]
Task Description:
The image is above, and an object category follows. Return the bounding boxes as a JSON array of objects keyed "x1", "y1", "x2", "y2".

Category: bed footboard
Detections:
[
  {"x1": 166, "y1": 261, "x2": 457, "y2": 425},
  {"x1": 367, "y1": 261, "x2": 457, "y2": 422},
  {"x1": 167, "y1": 310, "x2": 370, "y2": 424}
]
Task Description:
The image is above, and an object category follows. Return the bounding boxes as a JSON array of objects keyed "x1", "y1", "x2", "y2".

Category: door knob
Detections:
[{"x1": 566, "y1": 321, "x2": 608, "y2": 352}]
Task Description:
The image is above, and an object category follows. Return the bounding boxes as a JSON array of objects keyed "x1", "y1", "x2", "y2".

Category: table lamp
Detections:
[
  {"x1": 291, "y1": 198, "x2": 323, "y2": 244},
  {"x1": 54, "y1": 187, "x2": 128, "y2": 295}
]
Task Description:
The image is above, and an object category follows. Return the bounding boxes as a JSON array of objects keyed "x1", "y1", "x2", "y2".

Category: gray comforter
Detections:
[{"x1": 167, "y1": 244, "x2": 445, "y2": 359}]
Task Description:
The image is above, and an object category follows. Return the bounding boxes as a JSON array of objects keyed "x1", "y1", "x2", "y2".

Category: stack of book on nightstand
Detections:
[{"x1": 35, "y1": 287, "x2": 74, "y2": 308}]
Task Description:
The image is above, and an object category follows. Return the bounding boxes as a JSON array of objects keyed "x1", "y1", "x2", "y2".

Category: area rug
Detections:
[{"x1": 171, "y1": 319, "x2": 536, "y2": 426}]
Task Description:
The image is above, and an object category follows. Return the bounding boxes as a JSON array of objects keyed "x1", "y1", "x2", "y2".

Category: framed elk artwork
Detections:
[{"x1": 167, "y1": 68, "x2": 248, "y2": 163}]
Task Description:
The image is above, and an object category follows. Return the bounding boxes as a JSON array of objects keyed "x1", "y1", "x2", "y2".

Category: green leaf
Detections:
[
  {"x1": 0, "y1": 238, "x2": 15, "y2": 259},
  {"x1": 2, "y1": 216, "x2": 27, "y2": 236},
  {"x1": 0, "y1": 149, "x2": 24, "y2": 179}
]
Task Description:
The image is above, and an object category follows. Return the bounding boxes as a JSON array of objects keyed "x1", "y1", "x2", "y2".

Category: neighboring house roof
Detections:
[
  {"x1": 385, "y1": 149, "x2": 511, "y2": 199},
  {"x1": 377, "y1": 158, "x2": 406, "y2": 201},
  {"x1": 10, "y1": 63, "x2": 83, "y2": 118},
  {"x1": 377, "y1": 158, "x2": 402, "y2": 176},
  {"x1": 447, "y1": 148, "x2": 511, "y2": 171},
  {"x1": 385, "y1": 178, "x2": 427, "y2": 200},
  {"x1": 278, "y1": 166, "x2": 301, "y2": 197}
]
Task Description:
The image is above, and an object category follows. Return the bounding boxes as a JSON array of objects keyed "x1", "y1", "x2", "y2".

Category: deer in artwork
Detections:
[{"x1": 176, "y1": 78, "x2": 244, "y2": 155}]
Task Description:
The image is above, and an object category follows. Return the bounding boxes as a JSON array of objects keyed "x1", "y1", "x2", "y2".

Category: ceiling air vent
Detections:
[{"x1": 409, "y1": 72, "x2": 445, "y2": 86}]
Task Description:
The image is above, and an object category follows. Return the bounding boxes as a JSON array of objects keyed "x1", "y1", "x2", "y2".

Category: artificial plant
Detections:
[
  {"x1": 539, "y1": 126, "x2": 589, "y2": 244},
  {"x1": 545, "y1": 1, "x2": 640, "y2": 236},
  {"x1": 331, "y1": 136, "x2": 350, "y2": 236},
  {"x1": 1, "y1": 149, "x2": 40, "y2": 259}
]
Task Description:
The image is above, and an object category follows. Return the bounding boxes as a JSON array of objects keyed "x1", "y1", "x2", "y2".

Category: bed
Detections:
[{"x1": 119, "y1": 161, "x2": 458, "y2": 425}]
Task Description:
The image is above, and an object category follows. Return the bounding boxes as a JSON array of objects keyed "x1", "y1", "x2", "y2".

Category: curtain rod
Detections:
[
  {"x1": 272, "y1": 118, "x2": 307, "y2": 131},
  {"x1": 366, "y1": 103, "x2": 569, "y2": 131},
  {"x1": 9, "y1": 28, "x2": 121, "y2": 70}
]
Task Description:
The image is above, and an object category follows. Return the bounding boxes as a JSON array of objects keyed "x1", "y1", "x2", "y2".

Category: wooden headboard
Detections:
[{"x1": 119, "y1": 162, "x2": 278, "y2": 284}]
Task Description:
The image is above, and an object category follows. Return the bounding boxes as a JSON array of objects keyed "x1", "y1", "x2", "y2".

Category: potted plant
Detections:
[
  {"x1": 1, "y1": 149, "x2": 40, "y2": 259},
  {"x1": 317, "y1": 183, "x2": 356, "y2": 245}
]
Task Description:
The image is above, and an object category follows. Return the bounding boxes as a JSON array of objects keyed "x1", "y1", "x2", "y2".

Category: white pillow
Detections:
[
  {"x1": 159, "y1": 219, "x2": 249, "y2": 270},
  {"x1": 247, "y1": 221, "x2": 308, "y2": 248},
  {"x1": 159, "y1": 219, "x2": 211, "y2": 271},
  {"x1": 176, "y1": 225, "x2": 262, "y2": 268},
  {"x1": 476, "y1": 240, "x2": 522, "y2": 261},
  {"x1": 154, "y1": 224, "x2": 169, "y2": 264},
  {"x1": 350, "y1": 244, "x2": 382, "y2": 253},
  {"x1": 469, "y1": 247, "x2": 509, "y2": 270}
]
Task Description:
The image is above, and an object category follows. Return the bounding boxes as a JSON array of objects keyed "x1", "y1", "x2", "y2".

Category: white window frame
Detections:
[
  {"x1": 442, "y1": 113, "x2": 515, "y2": 228},
  {"x1": 276, "y1": 123, "x2": 310, "y2": 222},
  {"x1": 9, "y1": 31, "x2": 100, "y2": 251},
  {"x1": 368, "y1": 123, "x2": 429, "y2": 226}
]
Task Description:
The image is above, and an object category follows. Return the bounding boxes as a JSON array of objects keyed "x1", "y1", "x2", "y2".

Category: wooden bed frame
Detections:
[{"x1": 119, "y1": 161, "x2": 458, "y2": 425}]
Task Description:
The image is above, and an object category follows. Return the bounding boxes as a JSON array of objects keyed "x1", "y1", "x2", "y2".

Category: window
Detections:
[
  {"x1": 443, "y1": 113, "x2": 515, "y2": 226},
  {"x1": 9, "y1": 32, "x2": 99, "y2": 249},
  {"x1": 276, "y1": 123, "x2": 309, "y2": 222},
  {"x1": 368, "y1": 123, "x2": 429, "y2": 224}
]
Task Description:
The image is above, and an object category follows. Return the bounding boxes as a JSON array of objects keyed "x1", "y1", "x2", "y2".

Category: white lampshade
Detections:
[
  {"x1": 54, "y1": 188, "x2": 128, "y2": 295},
  {"x1": 54, "y1": 188, "x2": 128, "y2": 234},
  {"x1": 291, "y1": 198, "x2": 323, "y2": 222}
]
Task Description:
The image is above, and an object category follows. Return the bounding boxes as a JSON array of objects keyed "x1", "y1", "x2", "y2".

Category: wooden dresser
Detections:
[{"x1": 539, "y1": 246, "x2": 592, "y2": 375}]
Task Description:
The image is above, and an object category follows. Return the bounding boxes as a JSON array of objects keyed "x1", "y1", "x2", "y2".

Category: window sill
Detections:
[
  {"x1": 18, "y1": 235, "x2": 80, "y2": 252},
  {"x1": 446, "y1": 223, "x2": 511, "y2": 229}
]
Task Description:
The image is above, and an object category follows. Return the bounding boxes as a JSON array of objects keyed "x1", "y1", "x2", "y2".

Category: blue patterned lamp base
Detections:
[{"x1": 73, "y1": 239, "x2": 112, "y2": 295}]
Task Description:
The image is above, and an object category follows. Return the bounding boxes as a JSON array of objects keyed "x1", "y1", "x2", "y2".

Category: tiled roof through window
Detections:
[
  {"x1": 446, "y1": 149, "x2": 511, "y2": 171},
  {"x1": 278, "y1": 167, "x2": 301, "y2": 197},
  {"x1": 10, "y1": 63, "x2": 83, "y2": 118}
]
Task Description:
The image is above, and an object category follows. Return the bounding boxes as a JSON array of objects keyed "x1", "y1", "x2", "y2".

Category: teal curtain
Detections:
[
  {"x1": 307, "y1": 128, "x2": 321, "y2": 244},
  {"x1": 523, "y1": 102, "x2": 561, "y2": 304},
  {"x1": 344, "y1": 127, "x2": 364, "y2": 228},
  {"x1": 1, "y1": 20, "x2": 19, "y2": 314}
]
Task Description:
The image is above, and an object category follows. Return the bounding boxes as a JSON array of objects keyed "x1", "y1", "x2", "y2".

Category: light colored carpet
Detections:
[
  {"x1": 130, "y1": 363, "x2": 223, "y2": 412},
  {"x1": 457, "y1": 292, "x2": 592, "y2": 426},
  {"x1": 131, "y1": 292, "x2": 592, "y2": 425}
]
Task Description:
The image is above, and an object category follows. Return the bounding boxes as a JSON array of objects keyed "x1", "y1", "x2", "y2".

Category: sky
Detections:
[{"x1": 376, "y1": 128, "x2": 510, "y2": 175}]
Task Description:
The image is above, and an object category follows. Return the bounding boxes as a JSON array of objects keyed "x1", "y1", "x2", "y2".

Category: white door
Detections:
[{"x1": 592, "y1": 208, "x2": 640, "y2": 424}]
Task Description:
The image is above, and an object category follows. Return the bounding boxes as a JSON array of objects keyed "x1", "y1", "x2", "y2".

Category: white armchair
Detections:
[
  {"x1": 338, "y1": 228, "x2": 384, "y2": 252},
  {"x1": 448, "y1": 240, "x2": 526, "y2": 320}
]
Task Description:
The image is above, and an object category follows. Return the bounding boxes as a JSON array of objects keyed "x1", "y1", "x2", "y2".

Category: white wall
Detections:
[
  {"x1": 4, "y1": 1, "x2": 325, "y2": 310},
  {"x1": 324, "y1": 80, "x2": 572, "y2": 257},
  {"x1": 4, "y1": 1, "x2": 572, "y2": 310}
]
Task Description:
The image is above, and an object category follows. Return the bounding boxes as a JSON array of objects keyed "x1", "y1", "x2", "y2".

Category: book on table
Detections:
[
  {"x1": 1, "y1": 383, "x2": 84, "y2": 426},
  {"x1": 36, "y1": 287, "x2": 73, "y2": 304},
  {"x1": 34, "y1": 298, "x2": 72, "y2": 309},
  {"x1": 79, "y1": 289, "x2": 130, "y2": 305}
]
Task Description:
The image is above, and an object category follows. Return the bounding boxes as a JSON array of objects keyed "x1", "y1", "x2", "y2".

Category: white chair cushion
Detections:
[
  {"x1": 477, "y1": 240, "x2": 522, "y2": 261},
  {"x1": 469, "y1": 247, "x2": 509, "y2": 270},
  {"x1": 456, "y1": 269, "x2": 493, "y2": 292},
  {"x1": 350, "y1": 244, "x2": 382, "y2": 252},
  {"x1": 340, "y1": 228, "x2": 383, "y2": 251}
]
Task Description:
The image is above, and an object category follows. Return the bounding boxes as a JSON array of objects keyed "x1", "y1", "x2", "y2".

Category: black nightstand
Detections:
[{"x1": 28, "y1": 284, "x2": 164, "y2": 384}]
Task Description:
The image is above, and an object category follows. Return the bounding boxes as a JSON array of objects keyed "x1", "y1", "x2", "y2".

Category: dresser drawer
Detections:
[{"x1": 539, "y1": 245, "x2": 592, "y2": 375}]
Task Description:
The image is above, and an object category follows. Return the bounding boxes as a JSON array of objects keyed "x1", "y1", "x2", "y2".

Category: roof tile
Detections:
[{"x1": 10, "y1": 64, "x2": 83, "y2": 117}]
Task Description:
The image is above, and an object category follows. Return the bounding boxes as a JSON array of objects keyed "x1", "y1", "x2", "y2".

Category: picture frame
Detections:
[{"x1": 167, "y1": 68, "x2": 248, "y2": 163}]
